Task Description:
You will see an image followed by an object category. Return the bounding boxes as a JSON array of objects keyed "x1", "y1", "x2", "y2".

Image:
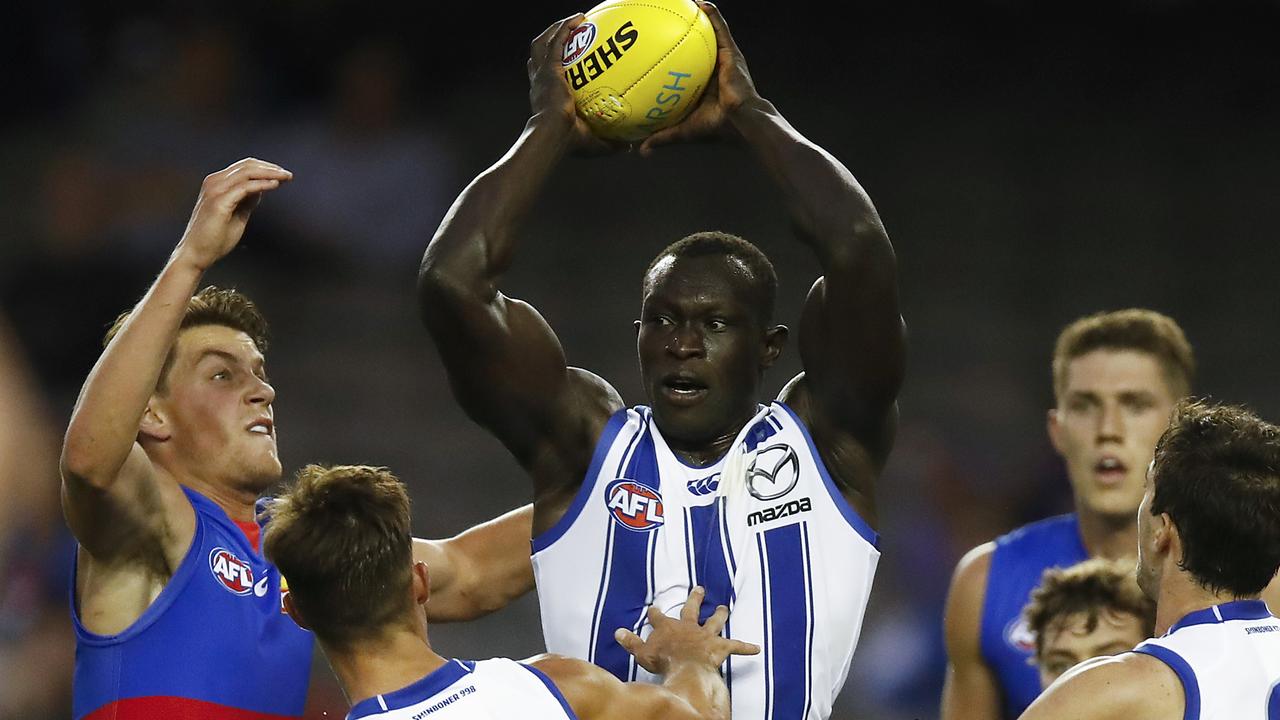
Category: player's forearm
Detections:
[
  {"x1": 730, "y1": 98, "x2": 891, "y2": 268},
  {"x1": 420, "y1": 116, "x2": 572, "y2": 302},
  {"x1": 656, "y1": 662, "x2": 731, "y2": 720},
  {"x1": 61, "y1": 249, "x2": 204, "y2": 487}
]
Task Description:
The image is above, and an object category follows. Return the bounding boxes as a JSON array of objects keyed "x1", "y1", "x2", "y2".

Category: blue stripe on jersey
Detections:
[
  {"x1": 801, "y1": 523, "x2": 816, "y2": 719},
  {"x1": 533, "y1": 409, "x2": 631, "y2": 553},
  {"x1": 521, "y1": 663, "x2": 578, "y2": 719},
  {"x1": 1165, "y1": 600, "x2": 1273, "y2": 634},
  {"x1": 689, "y1": 499, "x2": 735, "y2": 623},
  {"x1": 1134, "y1": 645, "x2": 1201, "y2": 720},
  {"x1": 590, "y1": 424, "x2": 660, "y2": 679},
  {"x1": 347, "y1": 660, "x2": 472, "y2": 719},
  {"x1": 774, "y1": 402, "x2": 879, "y2": 549},
  {"x1": 761, "y1": 523, "x2": 813, "y2": 720},
  {"x1": 757, "y1": 533, "x2": 774, "y2": 719}
]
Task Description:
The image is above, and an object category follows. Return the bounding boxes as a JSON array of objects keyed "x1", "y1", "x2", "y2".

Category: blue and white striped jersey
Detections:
[
  {"x1": 346, "y1": 658, "x2": 576, "y2": 720},
  {"x1": 531, "y1": 403, "x2": 881, "y2": 720},
  {"x1": 1134, "y1": 600, "x2": 1280, "y2": 720}
]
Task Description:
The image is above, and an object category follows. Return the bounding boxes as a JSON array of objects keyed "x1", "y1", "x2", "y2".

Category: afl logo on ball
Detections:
[
  {"x1": 209, "y1": 547, "x2": 255, "y2": 595},
  {"x1": 562, "y1": 23, "x2": 597, "y2": 66},
  {"x1": 605, "y1": 480, "x2": 665, "y2": 531}
]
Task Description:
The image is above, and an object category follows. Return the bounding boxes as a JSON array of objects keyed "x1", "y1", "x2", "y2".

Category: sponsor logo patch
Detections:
[
  {"x1": 209, "y1": 547, "x2": 255, "y2": 596},
  {"x1": 605, "y1": 479, "x2": 665, "y2": 531},
  {"x1": 687, "y1": 473, "x2": 721, "y2": 496},
  {"x1": 1005, "y1": 615, "x2": 1037, "y2": 653},
  {"x1": 747, "y1": 444, "x2": 800, "y2": 501}
]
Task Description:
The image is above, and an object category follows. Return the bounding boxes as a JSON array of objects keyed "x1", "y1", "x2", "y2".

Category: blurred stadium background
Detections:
[{"x1": 2, "y1": 1, "x2": 1278, "y2": 717}]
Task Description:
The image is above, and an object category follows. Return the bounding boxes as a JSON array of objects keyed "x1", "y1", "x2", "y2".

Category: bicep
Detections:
[
  {"x1": 417, "y1": 504, "x2": 536, "y2": 623},
  {"x1": 941, "y1": 545, "x2": 1002, "y2": 720},
  {"x1": 533, "y1": 657, "x2": 700, "y2": 720}
]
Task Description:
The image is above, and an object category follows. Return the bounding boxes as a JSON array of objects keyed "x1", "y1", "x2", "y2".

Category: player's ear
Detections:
[
  {"x1": 1154, "y1": 512, "x2": 1177, "y2": 556},
  {"x1": 139, "y1": 399, "x2": 172, "y2": 442},
  {"x1": 1046, "y1": 408, "x2": 1064, "y2": 454},
  {"x1": 412, "y1": 561, "x2": 430, "y2": 606},
  {"x1": 283, "y1": 592, "x2": 310, "y2": 631},
  {"x1": 761, "y1": 324, "x2": 788, "y2": 368}
]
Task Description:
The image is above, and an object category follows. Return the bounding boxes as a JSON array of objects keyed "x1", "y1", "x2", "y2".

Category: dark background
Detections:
[{"x1": 2, "y1": 1, "x2": 1278, "y2": 717}]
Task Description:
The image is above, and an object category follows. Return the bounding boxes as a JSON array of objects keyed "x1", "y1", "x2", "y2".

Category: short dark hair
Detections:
[
  {"x1": 263, "y1": 464, "x2": 415, "y2": 649},
  {"x1": 1024, "y1": 558, "x2": 1156, "y2": 659},
  {"x1": 1151, "y1": 399, "x2": 1280, "y2": 597},
  {"x1": 644, "y1": 231, "x2": 778, "y2": 322},
  {"x1": 104, "y1": 286, "x2": 270, "y2": 392},
  {"x1": 1052, "y1": 309, "x2": 1194, "y2": 400}
]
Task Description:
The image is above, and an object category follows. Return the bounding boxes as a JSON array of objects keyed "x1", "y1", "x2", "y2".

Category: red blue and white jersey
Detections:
[
  {"x1": 345, "y1": 658, "x2": 576, "y2": 719},
  {"x1": 72, "y1": 487, "x2": 314, "y2": 719},
  {"x1": 531, "y1": 403, "x2": 881, "y2": 720},
  {"x1": 1133, "y1": 600, "x2": 1280, "y2": 720}
]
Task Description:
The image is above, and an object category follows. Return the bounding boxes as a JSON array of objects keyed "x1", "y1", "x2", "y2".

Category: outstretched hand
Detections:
[
  {"x1": 527, "y1": 14, "x2": 618, "y2": 155},
  {"x1": 614, "y1": 586, "x2": 760, "y2": 675},
  {"x1": 179, "y1": 158, "x2": 291, "y2": 271},
  {"x1": 638, "y1": 2, "x2": 762, "y2": 156}
]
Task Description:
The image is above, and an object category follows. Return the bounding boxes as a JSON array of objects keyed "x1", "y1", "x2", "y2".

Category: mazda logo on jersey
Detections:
[
  {"x1": 209, "y1": 547, "x2": 255, "y2": 595},
  {"x1": 747, "y1": 444, "x2": 800, "y2": 501},
  {"x1": 605, "y1": 479, "x2": 665, "y2": 531}
]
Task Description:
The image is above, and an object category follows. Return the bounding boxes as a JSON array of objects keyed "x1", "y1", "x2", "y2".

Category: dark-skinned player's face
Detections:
[{"x1": 636, "y1": 254, "x2": 781, "y2": 448}]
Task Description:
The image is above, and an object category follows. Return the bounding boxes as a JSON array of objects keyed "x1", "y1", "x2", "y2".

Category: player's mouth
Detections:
[
  {"x1": 660, "y1": 374, "x2": 709, "y2": 407},
  {"x1": 1094, "y1": 455, "x2": 1127, "y2": 486},
  {"x1": 246, "y1": 417, "x2": 274, "y2": 438}
]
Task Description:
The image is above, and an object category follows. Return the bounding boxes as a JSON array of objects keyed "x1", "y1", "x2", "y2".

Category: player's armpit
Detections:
[
  {"x1": 413, "y1": 504, "x2": 535, "y2": 623},
  {"x1": 941, "y1": 543, "x2": 1003, "y2": 720},
  {"x1": 528, "y1": 655, "x2": 705, "y2": 720}
]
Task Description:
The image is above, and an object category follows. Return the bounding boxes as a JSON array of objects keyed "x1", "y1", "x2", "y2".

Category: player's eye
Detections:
[
  {"x1": 213, "y1": 369, "x2": 231, "y2": 381},
  {"x1": 707, "y1": 319, "x2": 727, "y2": 332}
]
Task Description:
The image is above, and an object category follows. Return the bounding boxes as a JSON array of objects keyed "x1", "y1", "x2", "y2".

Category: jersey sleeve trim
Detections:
[
  {"x1": 347, "y1": 659, "x2": 473, "y2": 719},
  {"x1": 521, "y1": 663, "x2": 579, "y2": 719},
  {"x1": 1133, "y1": 644, "x2": 1200, "y2": 720},
  {"x1": 71, "y1": 498, "x2": 205, "y2": 646},
  {"x1": 773, "y1": 401, "x2": 879, "y2": 549},
  {"x1": 532, "y1": 407, "x2": 632, "y2": 554}
]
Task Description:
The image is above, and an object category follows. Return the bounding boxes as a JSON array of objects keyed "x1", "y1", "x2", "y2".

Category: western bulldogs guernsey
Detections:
[
  {"x1": 72, "y1": 487, "x2": 314, "y2": 719},
  {"x1": 346, "y1": 659, "x2": 575, "y2": 719},
  {"x1": 980, "y1": 513, "x2": 1088, "y2": 719},
  {"x1": 531, "y1": 402, "x2": 881, "y2": 720},
  {"x1": 1134, "y1": 600, "x2": 1280, "y2": 719}
]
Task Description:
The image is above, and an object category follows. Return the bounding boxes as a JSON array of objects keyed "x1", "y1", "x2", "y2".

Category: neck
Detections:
[
  {"x1": 326, "y1": 626, "x2": 450, "y2": 708},
  {"x1": 1075, "y1": 506, "x2": 1138, "y2": 561},
  {"x1": 1153, "y1": 570, "x2": 1256, "y2": 635},
  {"x1": 663, "y1": 405, "x2": 762, "y2": 467}
]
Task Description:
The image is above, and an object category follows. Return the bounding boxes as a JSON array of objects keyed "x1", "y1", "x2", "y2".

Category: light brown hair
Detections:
[
  {"x1": 1024, "y1": 558, "x2": 1155, "y2": 658},
  {"x1": 104, "y1": 286, "x2": 270, "y2": 392},
  {"x1": 1052, "y1": 309, "x2": 1194, "y2": 401},
  {"x1": 263, "y1": 464, "x2": 415, "y2": 649}
]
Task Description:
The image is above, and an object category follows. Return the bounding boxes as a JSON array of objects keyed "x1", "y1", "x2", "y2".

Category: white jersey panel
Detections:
[
  {"x1": 1134, "y1": 600, "x2": 1280, "y2": 720},
  {"x1": 531, "y1": 402, "x2": 881, "y2": 720},
  {"x1": 345, "y1": 658, "x2": 576, "y2": 720}
]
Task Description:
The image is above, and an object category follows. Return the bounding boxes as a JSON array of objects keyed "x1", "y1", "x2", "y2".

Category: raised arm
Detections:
[
  {"x1": 418, "y1": 15, "x2": 621, "y2": 515},
  {"x1": 642, "y1": 2, "x2": 905, "y2": 516},
  {"x1": 412, "y1": 504, "x2": 535, "y2": 622},
  {"x1": 533, "y1": 587, "x2": 758, "y2": 720},
  {"x1": 60, "y1": 159, "x2": 290, "y2": 598}
]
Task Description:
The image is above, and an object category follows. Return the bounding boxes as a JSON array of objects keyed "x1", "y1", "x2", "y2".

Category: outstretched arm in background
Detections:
[{"x1": 413, "y1": 504, "x2": 535, "y2": 622}]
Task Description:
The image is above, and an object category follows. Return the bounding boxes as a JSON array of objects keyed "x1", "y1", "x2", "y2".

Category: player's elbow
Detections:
[{"x1": 59, "y1": 433, "x2": 114, "y2": 491}]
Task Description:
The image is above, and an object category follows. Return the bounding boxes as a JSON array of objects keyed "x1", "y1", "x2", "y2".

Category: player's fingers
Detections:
[
  {"x1": 614, "y1": 627, "x2": 643, "y2": 655},
  {"x1": 726, "y1": 639, "x2": 761, "y2": 656},
  {"x1": 637, "y1": 126, "x2": 682, "y2": 157},
  {"x1": 219, "y1": 179, "x2": 282, "y2": 210},
  {"x1": 704, "y1": 604, "x2": 729, "y2": 634},
  {"x1": 542, "y1": 13, "x2": 584, "y2": 54},
  {"x1": 680, "y1": 586, "x2": 705, "y2": 621},
  {"x1": 645, "y1": 605, "x2": 668, "y2": 629},
  {"x1": 695, "y1": 2, "x2": 738, "y2": 52}
]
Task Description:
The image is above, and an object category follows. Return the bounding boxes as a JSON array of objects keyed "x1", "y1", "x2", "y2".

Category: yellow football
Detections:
[{"x1": 562, "y1": 0, "x2": 716, "y2": 142}]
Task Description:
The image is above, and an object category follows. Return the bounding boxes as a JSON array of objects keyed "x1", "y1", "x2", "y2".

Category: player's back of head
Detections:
[
  {"x1": 1052, "y1": 309, "x2": 1195, "y2": 400},
  {"x1": 1151, "y1": 400, "x2": 1280, "y2": 597},
  {"x1": 263, "y1": 464, "x2": 415, "y2": 649}
]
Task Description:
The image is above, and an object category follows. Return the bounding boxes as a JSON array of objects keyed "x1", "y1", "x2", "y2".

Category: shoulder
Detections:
[
  {"x1": 775, "y1": 374, "x2": 890, "y2": 504},
  {"x1": 1023, "y1": 652, "x2": 1182, "y2": 720},
  {"x1": 996, "y1": 513, "x2": 1078, "y2": 546},
  {"x1": 944, "y1": 543, "x2": 995, "y2": 647}
]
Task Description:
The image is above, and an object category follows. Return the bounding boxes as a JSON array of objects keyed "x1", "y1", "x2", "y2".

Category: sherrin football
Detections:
[{"x1": 562, "y1": 0, "x2": 716, "y2": 142}]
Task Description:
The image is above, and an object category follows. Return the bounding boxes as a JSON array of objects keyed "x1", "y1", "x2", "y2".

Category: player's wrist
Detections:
[{"x1": 726, "y1": 95, "x2": 776, "y2": 131}]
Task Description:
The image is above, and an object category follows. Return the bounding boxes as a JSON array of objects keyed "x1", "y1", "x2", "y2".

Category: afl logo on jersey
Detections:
[
  {"x1": 747, "y1": 444, "x2": 800, "y2": 501},
  {"x1": 1004, "y1": 615, "x2": 1037, "y2": 653},
  {"x1": 209, "y1": 547, "x2": 255, "y2": 595},
  {"x1": 605, "y1": 480, "x2": 665, "y2": 531},
  {"x1": 562, "y1": 23, "x2": 597, "y2": 66}
]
